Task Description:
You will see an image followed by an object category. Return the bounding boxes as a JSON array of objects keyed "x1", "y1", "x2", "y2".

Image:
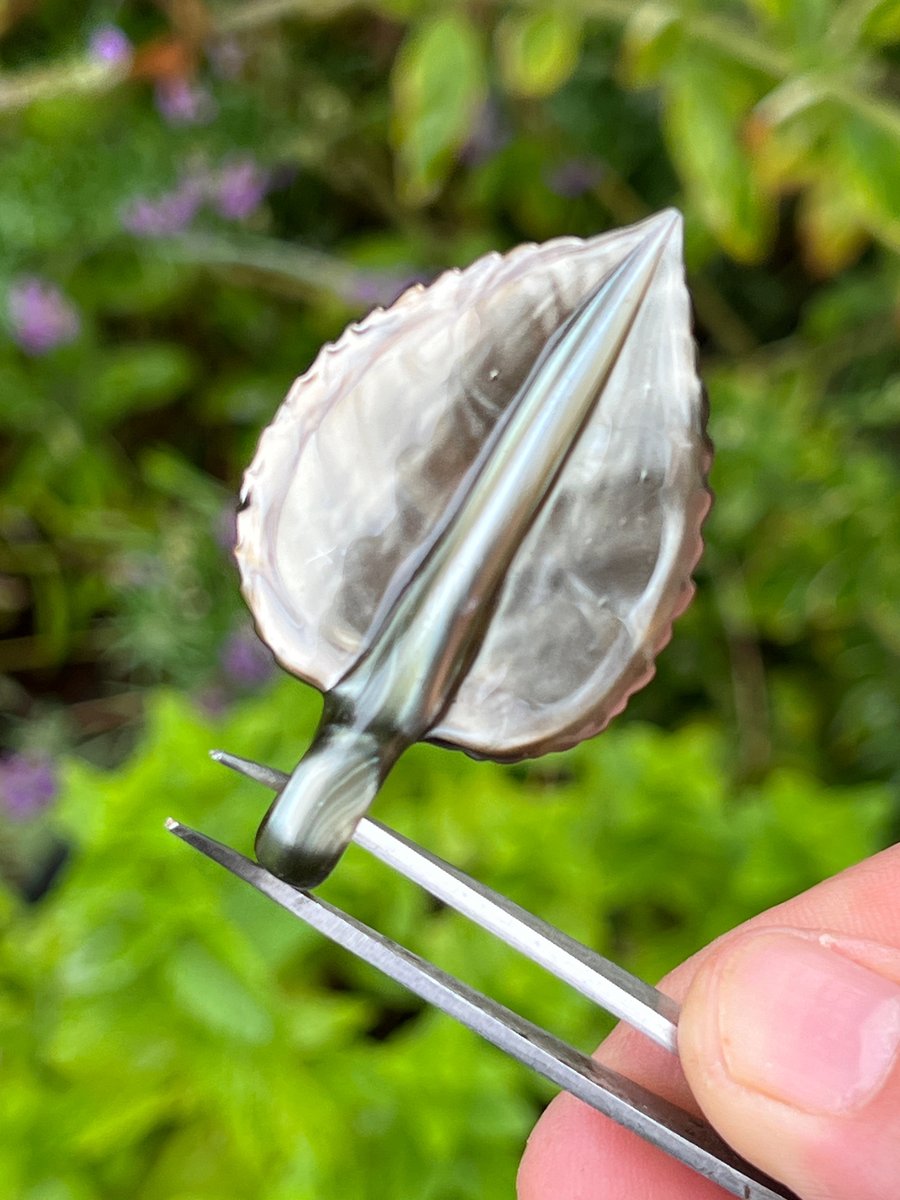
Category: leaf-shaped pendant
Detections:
[{"x1": 237, "y1": 209, "x2": 711, "y2": 887}]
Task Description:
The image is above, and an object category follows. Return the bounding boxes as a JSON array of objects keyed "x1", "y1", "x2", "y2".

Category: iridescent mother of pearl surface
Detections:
[{"x1": 236, "y1": 209, "x2": 711, "y2": 887}]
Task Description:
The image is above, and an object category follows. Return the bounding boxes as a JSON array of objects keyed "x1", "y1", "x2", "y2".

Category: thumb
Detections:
[{"x1": 678, "y1": 927, "x2": 900, "y2": 1200}]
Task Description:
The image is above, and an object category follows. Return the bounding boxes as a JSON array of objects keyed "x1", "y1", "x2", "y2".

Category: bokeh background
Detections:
[{"x1": 1, "y1": 2, "x2": 899, "y2": 1197}]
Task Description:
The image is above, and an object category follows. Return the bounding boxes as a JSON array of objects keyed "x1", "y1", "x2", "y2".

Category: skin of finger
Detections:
[
  {"x1": 679, "y1": 930, "x2": 900, "y2": 1200},
  {"x1": 517, "y1": 844, "x2": 900, "y2": 1200}
]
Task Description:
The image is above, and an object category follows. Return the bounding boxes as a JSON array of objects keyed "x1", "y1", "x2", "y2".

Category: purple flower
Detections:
[
  {"x1": 8, "y1": 278, "x2": 80, "y2": 356},
  {"x1": 89, "y1": 24, "x2": 132, "y2": 65},
  {"x1": 122, "y1": 156, "x2": 282, "y2": 241},
  {"x1": 0, "y1": 754, "x2": 58, "y2": 821},
  {"x1": 347, "y1": 271, "x2": 429, "y2": 309},
  {"x1": 154, "y1": 78, "x2": 217, "y2": 126},
  {"x1": 122, "y1": 177, "x2": 204, "y2": 237},
  {"x1": 213, "y1": 158, "x2": 269, "y2": 221},
  {"x1": 221, "y1": 629, "x2": 275, "y2": 689},
  {"x1": 546, "y1": 158, "x2": 605, "y2": 199}
]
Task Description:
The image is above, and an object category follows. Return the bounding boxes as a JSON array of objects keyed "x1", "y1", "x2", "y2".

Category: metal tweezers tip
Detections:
[{"x1": 210, "y1": 747, "x2": 287, "y2": 790}]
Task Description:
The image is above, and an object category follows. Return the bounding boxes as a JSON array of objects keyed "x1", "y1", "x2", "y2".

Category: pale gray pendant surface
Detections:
[{"x1": 236, "y1": 209, "x2": 711, "y2": 887}]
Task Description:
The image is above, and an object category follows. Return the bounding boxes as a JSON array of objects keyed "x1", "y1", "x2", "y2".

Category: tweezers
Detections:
[{"x1": 167, "y1": 749, "x2": 795, "y2": 1200}]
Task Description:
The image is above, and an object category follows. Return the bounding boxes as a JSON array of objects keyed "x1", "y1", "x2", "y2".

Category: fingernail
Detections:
[{"x1": 716, "y1": 931, "x2": 900, "y2": 1115}]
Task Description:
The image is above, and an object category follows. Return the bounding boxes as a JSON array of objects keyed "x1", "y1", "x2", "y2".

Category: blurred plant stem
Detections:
[
  {"x1": 710, "y1": 560, "x2": 773, "y2": 780},
  {"x1": 0, "y1": 56, "x2": 127, "y2": 111},
  {"x1": 163, "y1": 231, "x2": 363, "y2": 302},
  {"x1": 215, "y1": 0, "x2": 358, "y2": 33},
  {"x1": 746, "y1": 314, "x2": 898, "y2": 381}
]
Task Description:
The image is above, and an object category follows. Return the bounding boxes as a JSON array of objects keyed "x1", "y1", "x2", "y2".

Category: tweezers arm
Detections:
[
  {"x1": 211, "y1": 749, "x2": 679, "y2": 1051},
  {"x1": 357, "y1": 817, "x2": 680, "y2": 1051},
  {"x1": 167, "y1": 819, "x2": 796, "y2": 1200}
]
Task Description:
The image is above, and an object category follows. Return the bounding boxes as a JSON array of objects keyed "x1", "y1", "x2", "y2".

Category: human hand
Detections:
[{"x1": 517, "y1": 845, "x2": 900, "y2": 1200}]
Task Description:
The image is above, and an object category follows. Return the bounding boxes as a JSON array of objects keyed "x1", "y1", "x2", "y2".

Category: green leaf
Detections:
[
  {"x1": 139, "y1": 446, "x2": 224, "y2": 513},
  {"x1": 391, "y1": 13, "x2": 486, "y2": 206},
  {"x1": 862, "y1": 0, "x2": 900, "y2": 45},
  {"x1": 833, "y1": 109, "x2": 900, "y2": 238},
  {"x1": 740, "y1": 0, "x2": 833, "y2": 42},
  {"x1": 165, "y1": 939, "x2": 274, "y2": 1044},
  {"x1": 495, "y1": 10, "x2": 583, "y2": 99},
  {"x1": 797, "y1": 179, "x2": 869, "y2": 275},
  {"x1": 83, "y1": 344, "x2": 195, "y2": 425},
  {"x1": 662, "y1": 53, "x2": 775, "y2": 261},
  {"x1": 74, "y1": 1088, "x2": 182, "y2": 1157},
  {"x1": 81, "y1": 249, "x2": 194, "y2": 317},
  {"x1": 619, "y1": 3, "x2": 683, "y2": 88},
  {"x1": 0, "y1": 362, "x2": 46, "y2": 431}
]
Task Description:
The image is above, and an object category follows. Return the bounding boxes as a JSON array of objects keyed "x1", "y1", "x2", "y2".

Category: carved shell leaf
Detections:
[{"x1": 236, "y1": 210, "x2": 710, "y2": 760}]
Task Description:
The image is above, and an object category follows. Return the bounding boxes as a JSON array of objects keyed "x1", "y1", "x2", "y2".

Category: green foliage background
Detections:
[{"x1": 1, "y1": 2, "x2": 898, "y2": 1197}]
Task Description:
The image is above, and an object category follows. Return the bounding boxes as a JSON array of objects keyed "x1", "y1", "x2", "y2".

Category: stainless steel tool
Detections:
[{"x1": 167, "y1": 756, "x2": 795, "y2": 1200}]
